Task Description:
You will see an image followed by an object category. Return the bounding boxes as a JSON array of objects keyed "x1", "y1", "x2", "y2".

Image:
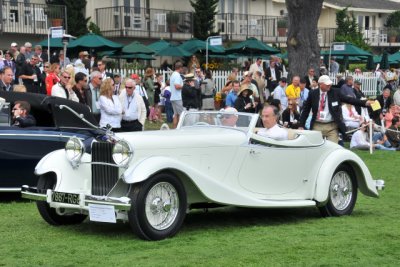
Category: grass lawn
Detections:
[{"x1": 0, "y1": 136, "x2": 399, "y2": 266}]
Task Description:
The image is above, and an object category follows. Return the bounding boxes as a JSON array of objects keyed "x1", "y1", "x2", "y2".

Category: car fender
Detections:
[
  {"x1": 314, "y1": 149, "x2": 379, "y2": 203},
  {"x1": 122, "y1": 156, "x2": 282, "y2": 207},
  {"x1": 35, "y1": 149, "x2": 92, "y2": 191}
]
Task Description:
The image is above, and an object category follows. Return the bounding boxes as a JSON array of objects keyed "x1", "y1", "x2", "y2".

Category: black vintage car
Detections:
[{"x1": 0, "y1": 91, "x2": 98, "y2": 192}]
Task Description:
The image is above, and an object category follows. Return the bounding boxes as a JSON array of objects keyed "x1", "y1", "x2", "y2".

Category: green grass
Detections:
[{"x1": 1, "y1": 151, "x2": 399, "y2": 266}]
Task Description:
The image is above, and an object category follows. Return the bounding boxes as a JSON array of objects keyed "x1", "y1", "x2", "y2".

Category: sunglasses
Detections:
[
  {"x1": 125, "y1": 86, "x2": 134, "y2": 89},
  {"x1": 44, "y1": 65, "x2": 50, "y2": 68},
  {"x1": 63, "y1": 76, "x2": 71, "y2": 79}
]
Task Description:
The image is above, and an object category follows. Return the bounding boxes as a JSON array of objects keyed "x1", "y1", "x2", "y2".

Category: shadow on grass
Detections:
[
  {"x1": 58, "y1": 206, "x2": 322, "y2": 240},
  {"x1": 0, "y1": 192, "x2": 27, "y2": 203}
]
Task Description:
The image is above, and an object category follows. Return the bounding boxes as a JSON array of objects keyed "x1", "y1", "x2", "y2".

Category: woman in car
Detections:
[{"x1": 98, "y1": 78, "x2": 122, "y2": 131}]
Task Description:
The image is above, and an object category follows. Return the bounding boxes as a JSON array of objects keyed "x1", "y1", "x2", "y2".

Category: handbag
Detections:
[{"x1": 142, "y1": 95, "x2": 150, "y2": 118}]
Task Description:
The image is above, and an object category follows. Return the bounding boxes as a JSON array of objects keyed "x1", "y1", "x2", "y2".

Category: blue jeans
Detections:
[{"x1": 165, "y1": 101, "x2": 173, "y2": 123}]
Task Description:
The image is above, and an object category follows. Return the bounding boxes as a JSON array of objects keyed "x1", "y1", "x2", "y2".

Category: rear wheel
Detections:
[
  {"x1": 319, "y1": 165, "x2": 358, "y2": 217},
  {"x1": 36, "y1": 174, "x2": 87, "y2": 225},
  {"x1": 128, "y1": 173, "x2": 187, "y2": 240}
]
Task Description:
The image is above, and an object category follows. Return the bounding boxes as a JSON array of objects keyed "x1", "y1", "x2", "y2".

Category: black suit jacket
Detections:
[
  {"x1": 304, "y1": 75, "x2": 318, "y2": 89},
  {"x1": 265, "y1": 67, "x2": 281, "y2": 90},
  {"x1": 299, "y1": 88, "x2": 367, "y2": 136}
]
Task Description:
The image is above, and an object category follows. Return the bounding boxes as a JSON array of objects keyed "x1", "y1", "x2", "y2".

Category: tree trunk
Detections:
[{"x1": 286, "y1": 0, "x2": 323, "y2": 80}]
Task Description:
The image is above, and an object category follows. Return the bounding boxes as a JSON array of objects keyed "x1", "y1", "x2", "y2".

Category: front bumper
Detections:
[{"x1": 21, "y1": 185, "x2": 131, "y2": 211}]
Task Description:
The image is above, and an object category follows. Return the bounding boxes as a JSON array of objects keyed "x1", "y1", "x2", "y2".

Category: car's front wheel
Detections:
[
  {"x1": 36, "y1": 174, "x2": 87, "y2": 225},
  {"x1": 319, "y1": 165, "x2": 358, "y2": 217},
  {"x1": 128, "y1": 173, "x2": 187, "y2": 240}
]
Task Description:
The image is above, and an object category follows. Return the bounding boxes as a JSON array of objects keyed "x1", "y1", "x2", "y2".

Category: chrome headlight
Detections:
[
  {"x1": 112, "y1": 140, "x2": 133, "y2": 167},
  {"x1": 65, "y1": 137, "x2": 85, "y2": 167}
]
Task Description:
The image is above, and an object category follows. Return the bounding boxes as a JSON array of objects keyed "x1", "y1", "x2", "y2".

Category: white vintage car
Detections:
[{"x1": 22, "y1": 109, "x2": 384, "y2": 240}]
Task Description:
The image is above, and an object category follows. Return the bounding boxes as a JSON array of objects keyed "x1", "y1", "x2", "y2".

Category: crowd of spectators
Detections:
[{"x1": 1, "y1": 42, "x2": 399, "y2": 149}]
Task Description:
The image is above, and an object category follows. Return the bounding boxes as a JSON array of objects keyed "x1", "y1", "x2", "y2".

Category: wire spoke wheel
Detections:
[
  {"x1": 145, "y1": 182, "x2": 179, "y2": 230},
  {"x1": 330, "y1": 171, "x2": 353, "y2": 211}
]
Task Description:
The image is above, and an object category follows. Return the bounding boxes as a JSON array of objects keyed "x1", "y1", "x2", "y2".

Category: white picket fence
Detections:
[{"x1": 107, "y1": 68, "x2": 385, "y2": 96}]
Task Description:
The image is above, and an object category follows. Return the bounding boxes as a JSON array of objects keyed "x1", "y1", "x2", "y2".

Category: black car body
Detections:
[{"x1": 0, "y1": 91, "x2": 98, "y2": 191}]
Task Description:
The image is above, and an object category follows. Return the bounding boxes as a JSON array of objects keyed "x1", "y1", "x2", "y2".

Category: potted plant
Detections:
[
  {"x1": 167, "y1": 12, "x2": 180, "y2": 32},
  {"x1": 46, "y1": 4, "x2": 64, "y2": 27},
  {"x1": 388, "y1": 28, "x2": 398, "y2": 43},
  {"x1": 277, "y1": 18, "x2": 287, "y2": 37}
]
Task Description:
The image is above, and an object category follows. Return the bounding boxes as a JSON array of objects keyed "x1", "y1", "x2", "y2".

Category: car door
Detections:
[{"x1": 237, "y1": 134, "x2": 308, "y2": 198}]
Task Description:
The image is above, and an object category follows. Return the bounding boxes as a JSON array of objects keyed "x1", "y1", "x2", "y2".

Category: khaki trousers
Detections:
[{"x1": 313, "y1": 121, "x2": 339, "y2": 143}]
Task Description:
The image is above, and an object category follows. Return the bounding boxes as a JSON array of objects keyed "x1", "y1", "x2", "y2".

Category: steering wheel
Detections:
[{"x1": 193, "y1": 122, "x2": 210, "y2": 126}]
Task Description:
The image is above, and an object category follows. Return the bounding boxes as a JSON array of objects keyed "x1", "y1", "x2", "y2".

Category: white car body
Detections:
[{"x1": 22, "y1": 111, "x2": 383, "y2": 240}]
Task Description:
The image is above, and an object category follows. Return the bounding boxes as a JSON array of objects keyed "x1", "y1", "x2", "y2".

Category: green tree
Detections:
[
  {"x1": 46, "y1": 0, "x2": 90, "y2": 37},
  {"x1": 385, "y1": 10, "x2": 400, "y2": 27},
  {"x1": 334, "y1": 7, "x2": 369, "y2": 50},
  {"x1": 190, "y1": 0, "x2": 219, "y2": 40},
  {"x1": 88, "y1": 21, "x2": 102, "y2": 36}
]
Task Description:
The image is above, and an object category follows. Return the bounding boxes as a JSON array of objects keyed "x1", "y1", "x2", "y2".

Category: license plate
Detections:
[{"x1": 52, "y1": 191, "x2": 80, "y2": 205}]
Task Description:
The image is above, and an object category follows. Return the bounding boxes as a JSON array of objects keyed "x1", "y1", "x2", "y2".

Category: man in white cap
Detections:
[
  {"x1": 220, "y1": 107, "x2": 239, "y2": 127},
  {"x1": 299, "y1": 75, "x2": 372, "y2": 143}
]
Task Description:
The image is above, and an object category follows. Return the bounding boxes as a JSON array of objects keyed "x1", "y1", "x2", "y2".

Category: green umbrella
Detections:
[
  {"x1": 373, "y1": 54, "x2": 397, "y2": 64},
  {"x1": 179, "y1": 38, "x2": 225, "y2": 54},
  {"x1": 380, "y1": 50, "x2": 390, "y2": 70},
  {"x1": 320, "y1": 43, "x2": 372, "y2": 57},
  {"x1": 122, "y1": 41, "x2": 155, "y2": 54},
  {"x1": 113, "y1": 53, "x2": 155, "y2": 60},
  {"x1": 68, "y1": 33, "x2": 123, "y2": 51},
  {"x1": 36, "y1": 38, "x2": 65, "y2": 48},
  {"x1": 366, "y1": 56, "x2": 375, "y2": 70},
  {"x1": 155, "y1": 45, "x2": 191, "y2": 57},
  {"x1": 388, "y1": 51, "x2": 400, "y2": 63},
  {"x1": 226, "y1": 37, "x2": 279, "y2": 56},
  {"x1": 148, "y1": 39, "x2": 171, "y2": 53}
]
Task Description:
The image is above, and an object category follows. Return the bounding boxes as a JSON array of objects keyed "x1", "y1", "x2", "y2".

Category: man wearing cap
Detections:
[
  {"x1": 220, "y1": 107, "x2": 238, "y2": 127},
  {"x1": 182, "y1": 73, "x2": 200, "y2": 111},
  {"x1": 170, "y1": 62, "x2": 184, "y2": 128},
  {"x1": 10, "y1": 43, "x2": 19, "y2": 60},
  {"x1": 299, "y1": 75, "x2": 372, "y2": 143}
]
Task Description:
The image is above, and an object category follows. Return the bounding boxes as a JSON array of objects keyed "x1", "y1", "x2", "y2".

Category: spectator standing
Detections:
[
  {"x1": 34, "y1": 45, "x2": 48, "y2": 66},
  {"x1": 227, "y1": 67, "x2": 238, "y2": 81},
  {"x1": 299, "y1": 78, "x2": 310, "y2": 112},
  {"x1": 249, "y1": 57, "x2": 263, "y2": 78},
  {"x1": 3, "y1": 52, "x2": 16, "y2": 76},
  {"x1": 234, "y1": 87, "x2": 256, "y2": 113},
  {"x1": 24, "y1": 42, "x2": 33, "y2": 60},
  {"x1": 225, "y1": 80, "x2": 240, "y2": 107},
  {"x1": 98, "y1": 78, "x2": 122, "y2": 130},
  {"x1": 15, "y1": 46, "x2": 26, "y2": 84},
  {"x1": 58, "y1": 50, "x2": 71, "y2": 67},
  {"x1": 97, "y1": 60, "x2": 113, "y2": 80},
  {"x1": 51, "y1": 70, "x2": 79, "y2": 102},
  {"x1": 299, "y1": 75, "x2": 371, "y2": 143},
  {"x1": 88, "y1": 71, "x2": 102, "y2": 121},
  {"x1": 393, "y1": 85, "x2": 400, "y2": 106},
  {"x1": 330, "y1": 57, "x2": 340, "y2": 74},
  {"x1": 201, "y1": 69, "x2": 215, "y2": 110},
  {"x1": 265, "y1": 60, "x2": 281, "y2": 93},
  {"x1": 170, "y1": 62, "x2": 184, "y2": 128},
  {"x1": 0, "y1": 67, "x2": 14, "y2": 91},
  {"x1": 188, "y1": 55, "x2": 200, "y2": 74},
  {"x1": 273, "y1": 77, "x2": 288, "y2": 110},
  {"x1": 9, "y1": 42, "x2": 19, "y2": 60},
  {"x1": 162, "y1": 80, "x2": 173, "y2": 123},
  {"x1": 45, "y1": 63, "x2": 60, "y2": 95},
  {"x1": 304, "y1": 68, "x2": 318, "y2": 89},
  {"x1": 19, "y1": 55, "x2": 42, "y2": 93},
  {"x1": 113, "y1": 73, "x2": 123, "y2": 95},
  {"x1": 154, "y1": 73, "x2": 165, "y2": 122},
  {"x1": 72, "y1": 72, "x2": 90, "y2": 105},
  {"x1": 119, "y1": 79, "x2": 146, "y2": 131},
  {"x1": 182, "y1": 73, "x2": 200, "y2": 111},
  {"x1": 282, "y1": 100, "x2": 300, "y2": 129},
  {"x1": 285, "y1": 75, "x2": 300, "y2": 101}
]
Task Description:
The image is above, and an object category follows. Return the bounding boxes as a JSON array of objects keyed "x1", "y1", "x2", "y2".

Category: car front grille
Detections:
[{"x1": 91, "y1": 141, "x2": 119, "y2": 196}]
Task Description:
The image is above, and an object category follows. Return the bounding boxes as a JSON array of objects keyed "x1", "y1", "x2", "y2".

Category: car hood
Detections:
[{"x1": 115, "y1": 127, "x2": 247, "y2": 149}]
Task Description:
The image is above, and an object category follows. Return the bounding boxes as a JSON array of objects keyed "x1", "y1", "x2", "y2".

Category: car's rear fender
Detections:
[{"x1": 314, "y1": 149, "x2": 379, "y2": 204}]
